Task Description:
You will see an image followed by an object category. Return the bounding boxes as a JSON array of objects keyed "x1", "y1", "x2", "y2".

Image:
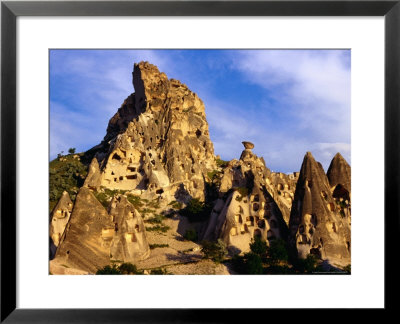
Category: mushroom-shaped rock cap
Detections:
[{"x1": 242, "y1": 141, "x2": 255, "y2": 150}]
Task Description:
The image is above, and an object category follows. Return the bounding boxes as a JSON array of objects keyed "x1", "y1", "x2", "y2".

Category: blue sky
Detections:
[{"x1": 50, "y1": 49, "x2": 351, "y2": 173}]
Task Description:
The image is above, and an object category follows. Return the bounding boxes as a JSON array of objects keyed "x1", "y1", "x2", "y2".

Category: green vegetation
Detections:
[
  {"x1": 68, "y1": 148, "x2": 76, "y2": 154},
  {"x1": 267, "y1": 239, "x2": 289, "y2": 264},
  {"x1": 93, "y1": 188, "x2": 128, "y2": 208},
  {"x1": 295, "y1": 254, "x2": 319, "y2": 273},
  {"x1": 184, "y1": 229, "x2": 198, "y2": 242},
  {"x1": 168, "y1": 200, "x2": 183, "y2": 210},
  {"x1": 145, "y1": 214, "x2": 165, "y2": 224},
  {"x1": 126, "y1": 194, "x2": 144, "y2": 209},
  {"x1": 231, "y1": 237, "x2": 295, "y2": 274},
  {"x1": 149, "y1": 243, "x2": 169, "y2": 249},
  {"x1": 250, "y1": 235, "x2": 268, "y2": 256},
  {"x1": 149, "y1": 268, "x2": 169, "y2": 275},
  {"x1": 96, "y1": 263, "x2": 143, "y2": 275},
  {"x1": 201, "y1": 239, "x2": 227, "y2": 263},
  {"x1": 216, "y1": 158, "x2": 229, "y2": 168},
  {"x1": 145, "y1": 224, "x2": 171, "y2": 233},
  {"x1": 207, "y1": 170, "x2": 220, "y2": 181},
  {"x1": 180, "y1": 198, "x2": 212, "y2": 222},
  {"x1": 234, "y1": 187, "x2": 249, "y2": 202},
  {"x1": 49, "y1": 153, "x2": 87, "y2": 211}
]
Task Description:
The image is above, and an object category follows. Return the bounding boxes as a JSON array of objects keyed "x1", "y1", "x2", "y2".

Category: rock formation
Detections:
[
  {"x1": 288, "y1": 152, "x2": 351, "y2": 267},
  {"x1": 86, "y1": 61, "x2": 216, "y2": 202},
  {"x1": 203, "y1": 142, "x2": 289, "y2": 254},
  {"x1": 109, "y1": 195, "x2": 150, "y2": 263},
  {"x1": 55, "y1": 187, "x2": 115, "y2": 273},
  {"x1": 327, "y1": 152, "x2": 351, "y2": 201},
  {"x1": 49, "y1": 191, "x2": 73, "y2": 247},
  {"x1": 83, "y1": 157, "x2": 101, "y2": 190}
]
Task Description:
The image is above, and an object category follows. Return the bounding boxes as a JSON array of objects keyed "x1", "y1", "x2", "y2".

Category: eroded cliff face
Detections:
[
  {"x1": 288, "y1": 152, "x2": 351, "y2": 267},
  {"x1": 88, "y1": 61, "x2": 216, "y2": 202},
  {"x1": 203, "y1": 142, "x2": 290, "y2": 254}
]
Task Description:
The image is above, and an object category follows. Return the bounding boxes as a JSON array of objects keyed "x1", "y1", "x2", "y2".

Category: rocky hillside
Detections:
[{"x1": 50, "y1": 61, "x2": 351, "y2": 275}]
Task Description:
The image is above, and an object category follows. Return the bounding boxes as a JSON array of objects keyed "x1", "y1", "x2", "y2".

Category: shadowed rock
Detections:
[
  {"x1": 327, "y1": 152, "x2": 351, "y2": 193},
  {"x1": 288, "y1": 152, "x2": 351, "y2": 267}
]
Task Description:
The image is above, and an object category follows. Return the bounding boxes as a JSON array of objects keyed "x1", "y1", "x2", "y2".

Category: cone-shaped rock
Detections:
[
  {"x1": 55, "y1": 187, "x2": 114, "y2": 273},
  {"x1": 90, "y1": 61, "x2": 216, "y2": 202},
  {"x1": 49, "y1": 191, "x2": 73, "y2": 247},
  {"x1": 288, "y1": 152, "x2": 351, "y2": 267},
  {"x1": 327, "y1": 153, "x2": 351, "y2": 201},
  {"x1": 83, "y1": 157, "x2": 101, "y2": 190},
  {"x1": 203, "y1": 142, "x2": 289, "y2": 254},
  {"x1": 109, "y1": 195, "x2": 150, "y2": 263}
]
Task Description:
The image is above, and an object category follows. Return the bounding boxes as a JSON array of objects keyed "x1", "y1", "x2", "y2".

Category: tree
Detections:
[
  {"x1": 267, "y1": 239, "x2": 289, "y2": 264},
  {"x1": 68, "y1": 148, "x2": 76, "y2": 154},
  {"x1": 201, "y1": 239, "x2": 227, "y2": 263},
  {"x1": 244, "y1": 252, "x2": 264, "y2": 274},
  {"x1": 250, "y1": 235, "x2": 267, "y2": 256}
]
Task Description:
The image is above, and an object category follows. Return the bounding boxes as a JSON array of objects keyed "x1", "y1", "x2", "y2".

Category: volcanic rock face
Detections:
[
  {"x1": 109, "y1": 195, "x2": 150, "y2": 263},
  {"x1": 90, "y1": 61, "x2": 216, "y2": 202},
  {"x1": 203, "y1": 142, "x2": 289, "y2": 253},
  {"x1": 288, "y1": 152, "x2": 351, "y2": 267},
  {"x1": 49, "y1": 191, "x2": 73, "y2": 247},
  {"x1": 55, "y1": 187, "x2": 115, "y2": 273}
]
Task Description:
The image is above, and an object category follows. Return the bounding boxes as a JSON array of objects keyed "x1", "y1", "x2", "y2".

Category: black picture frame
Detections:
[{"x1": 1, "y1": 0, "x2": 399, "y2": 322}]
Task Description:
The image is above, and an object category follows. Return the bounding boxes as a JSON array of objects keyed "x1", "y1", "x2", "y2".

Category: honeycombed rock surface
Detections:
[
  {"x1": 87, "y1": 61, "x2": 216, "y2": 203},
  {"x1": 109, "y1": 195, "x2": 150, "y2": 262},
  {"x1": 203, "y1": 142, "x2": 290, "y2": 254},
  {"x1": 50, "y1": 61, "x2": 351, "y2": 274},
  {"x1": 288, "y1": 152, "x2": 351, "y2": 267},
  {"x1": 49, "y1": 191, "x2": 73, "y2": 247}
]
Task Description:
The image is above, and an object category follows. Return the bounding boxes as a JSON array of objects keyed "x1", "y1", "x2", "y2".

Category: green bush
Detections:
[
  {"x1": 201, "y1": 239, "x2": 227, "y2": 263},
  {"x1": 250, "y1": 235, "x2": 267, "y2": 256},
  {"x1": 180, "y1": 198, "x2": 211, "y2": 222},
  {"x1": 150, "y1": 268, "x2": 168, "y2": 275},
  {"x1": 96, "y1": 264, "x2": 121, "y2": 275},
  {"x1": 68, "y1": 148, "x2": 76, "y2": 154},
  {"x1": 216, "y1": 159, "x2": 229, "y2": 168},
  {"x1": 145, "y1": 214, "x2": 165, "y2": 224},
  {"x1": 267, "y1": 239, "x2": 289, "y2": 264},
  {"x1": 244, "y1": 252, "x2": 264, "y2": 274},
  {"x1": 149, "y1": 244, "x2": 169, "y2": 249},
  {"x1": 126, "y1": 194, "x2": 144, "y2": 208},
  {"x1": 49, "y1": 155, "x2": 87, "y2": 210},
  {"x1": 184, "y1": 229, "x2": 198, "y2": 242},
  {"x1": 97, "y1": 263, "x2": 143, "y2": 275},
  {"x1": 231, "y1": 253, "x2": 264, "y2": 274},
  {"x1": 145, "y1": 224, "x2": 170, "y2": 233},
  {"x1": 234, "y1": 187, "x2": 248, "y2": 202},
  {"x1": 296, "y1": 254, "x2": 319, "y2": 273},
  {"x1": 119, "y1": 263, "x2": 141, "y2": 274}
]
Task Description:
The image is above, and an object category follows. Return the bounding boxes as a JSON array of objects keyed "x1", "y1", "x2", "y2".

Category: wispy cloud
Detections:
[{"x1": 50, "y1": 49, "x2": 351, "y2": 173}]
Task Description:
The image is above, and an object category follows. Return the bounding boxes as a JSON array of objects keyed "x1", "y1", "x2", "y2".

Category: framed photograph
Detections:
[{"x1": 1, "y1": 0, "x2": 399, "y2": 321}]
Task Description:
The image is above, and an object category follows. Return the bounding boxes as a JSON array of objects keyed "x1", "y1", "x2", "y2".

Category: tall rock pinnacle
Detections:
[
  {"x1": 87, "y1": 61, "x2": 217, "y2": 201},
  {"x1": 288, "y1": 152, "x2": 351, "y2": 267}
]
